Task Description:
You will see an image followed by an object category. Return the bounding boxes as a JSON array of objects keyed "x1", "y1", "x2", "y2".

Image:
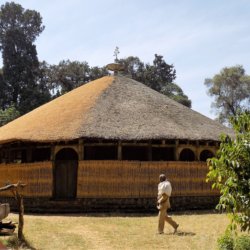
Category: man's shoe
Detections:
[{"x1": 173, "y1": 224, "x2": 179, "y2": 234}]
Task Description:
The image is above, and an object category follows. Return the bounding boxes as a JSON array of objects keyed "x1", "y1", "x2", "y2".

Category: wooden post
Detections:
[
  {"x1": 50, "y1": 145, "x2": 55, "y2": 161},
  {"x1": 195, "y1": 141, "x2": 199, "y2": 161},
  {"x1": 118, "y1": 141, "x2": 122, "y2": 160},
  {"x1": 148, "y1": 143, "x2": 152, "y2": 161},
  {"x1": 175, "y1": 140, "x2": 179, "y2": 160},
  {"x1": 0, "y1": 182, "x2": 26, "y2": 240},
  {"x1": 17, "y1": 195, "x2": 24, "y2": 240},
  {"x1": 26, "y1": 147, "x2": 33, "y2": 163},
  {"x1": 78, "y1": 139, "x2": 84, "y2": 160}
]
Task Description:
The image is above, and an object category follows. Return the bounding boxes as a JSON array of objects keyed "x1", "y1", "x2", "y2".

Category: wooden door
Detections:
[{"x1": 55, "y1": 148, "x2": 78, "y2": 200}]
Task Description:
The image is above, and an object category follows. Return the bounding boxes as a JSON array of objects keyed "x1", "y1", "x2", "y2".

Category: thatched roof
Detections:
[{"x1": 0, "y1": 76, "x2": 233, "y2": 144}]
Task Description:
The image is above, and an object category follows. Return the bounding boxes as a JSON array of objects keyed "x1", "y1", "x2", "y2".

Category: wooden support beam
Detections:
[
  {"x1": 118, "y1": 141, "x2": 122, "y2": 160},
  {"x1": 84, "y1": 142, "x2": 117, "y2": 147},
  {"x1": 78, "y1": 139, "x2": 84, "y2": 160},
  {"x1": 148, "y1": 144, "x2": 152, "y2": 161},
  {"x1": 175, "y1": 140, "x2": 179, "y2": 161},
  {"x1": 26, "y1": 147, "x2": 32, "y2": 163},
  {"x1": 151, "y1": 145, "x2": 175, "y2": 148},
  {"x1": 50, "y1": 145, "x2": 55, "y2": 161},
  {"x1": 84, "y1": 141, "x2": 176, "y2": 148}
]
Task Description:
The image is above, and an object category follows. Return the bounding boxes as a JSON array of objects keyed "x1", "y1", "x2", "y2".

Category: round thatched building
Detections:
[{"x1": 0, "y1": 75, "x2": 233, "y2": 212}]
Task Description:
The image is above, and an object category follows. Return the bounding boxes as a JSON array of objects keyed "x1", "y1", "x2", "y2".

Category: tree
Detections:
[
  {"x1": 0, "y1": 69, "x2": 10, "y2": 109},
  {"x1": 0, "y1": 2, "x2": 49, "y2": 114},
  {"x1": 117, "y1": 54, "x2": 192, "y2": 107},
  {"x1": 161, "y1": 82, "x2": 191, "y2": 107},
  {"x1": 89, "y1": 66, "x2": 108, "y2": 81},
  {"x1": 47, "y1": 60, "x2": 90, "y2": 95},
  {"x1": 0, "y1": 105, "x2": 20, "y2": 126},
  {"x1": 45, "y1": 60, "x2": 108, "y2": 96},
  {"x1": 0, "y1": 2, "x2": 44, "y2": 44},
  {"x1": 207, "y1": 111, "x2": 250, "y2": 232},
  {"x1": 116, "y1": 56, "x2": 144, "y2": 81},
  {"x1": 205, "y1": 66, "x2": 250, "y2": 124},
  {"x1": 144, "y1": 54, "x2": 176, "y2": 92}
]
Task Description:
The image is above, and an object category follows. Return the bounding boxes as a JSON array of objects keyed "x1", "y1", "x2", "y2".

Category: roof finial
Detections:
[
  {"x1": 113, "y1": 46, "x2": 120, "y2": 63},
  {"x1": 107, "y1": 46, "x2": 125, "y2": 75}
]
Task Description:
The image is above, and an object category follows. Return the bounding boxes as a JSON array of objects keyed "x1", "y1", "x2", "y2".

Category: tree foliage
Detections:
[
  {"x1": 48, "y1": 60, "x2": 91, "y2": 94},
  {"x1": 116, "y1": 56, "x2": 144, "y2": 81},
  {"x1": 0, "y1": 2, "x2": 44, "y2": 44},
  {"x1": 45, "y1": 60, "x2": 108, "y2": 95},
  {"x1": 207, "y1": 112, "x2": 250, "y2": 232},
  {"x1": 205, "y1": 66, "x2": 250, "y2": 124},
  {"x1": 161, "y1": 82, "x2": 191, "y2": 107},
  {"x1": 117, "y1": 54, "x2": 191, "y2": 108},
  {"x1": 0, "y1": 2, "x2": 50, "y2": 114},
  {"x1": 144, "y1": 54, "x2": 176, "y2": 92},
  {"x1": 0, "y1": 104, "x2": 20, "y2": 126},
  {"x1": 0, "y1": 69, "x2": 9, "y2": 109}
]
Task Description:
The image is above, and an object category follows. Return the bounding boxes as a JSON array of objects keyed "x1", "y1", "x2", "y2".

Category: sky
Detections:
[{"x1": 1, "y1": 0, "x2": 250, "y2": 119}]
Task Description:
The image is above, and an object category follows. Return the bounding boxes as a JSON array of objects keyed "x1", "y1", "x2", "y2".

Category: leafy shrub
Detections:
[
  {"x1": 218, "y1": 233, "x2": 250, "y2": 250},
  {"x1": 207, "y1": 112, "x2": 250, "y2": 232},
  {"x1": 218, "y1": 233, "x2": 234, "y2": 250},
  {"x1": 235, "y1": 235, "x2": 250, "y2": 250}
]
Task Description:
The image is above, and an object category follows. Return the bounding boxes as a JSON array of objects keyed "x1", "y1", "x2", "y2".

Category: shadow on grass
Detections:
[
  {"x1": 165, "y1": 231, "x2": 196, "y2": 236},
  {"x1": 5, "y1": 233, "x2": 36, "y2": 250},
  {"x1": 17, "y1": 209, "x2": 221, "y2": 218},
  {"x1": 175, "y1": 231, "x2": 196, "y2": 236}
]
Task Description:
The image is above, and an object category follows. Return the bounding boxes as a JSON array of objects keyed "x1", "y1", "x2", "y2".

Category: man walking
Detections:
[{"x1": 157, "y1": 174, "x2": 179, "y2": 234}]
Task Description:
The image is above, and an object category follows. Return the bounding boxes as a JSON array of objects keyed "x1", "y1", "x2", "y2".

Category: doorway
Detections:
[{"x1": 54, "y1": 148, "x2": 78, "y2": 199}]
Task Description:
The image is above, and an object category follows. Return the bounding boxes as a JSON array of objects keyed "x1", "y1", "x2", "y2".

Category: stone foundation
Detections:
[{"x1": 0, "y1": 196, "x2": 219, "y2": 213}]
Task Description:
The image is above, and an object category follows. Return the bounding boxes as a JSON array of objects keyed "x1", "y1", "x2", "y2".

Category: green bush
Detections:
[
  {"x1": 207, "y1": 112, "x2": 250, "y2": 232},
  {"x1": 218, "y1": 233, "x2": 234, "y2": 250},
  {"x1": 235, "y1": 235, "x2": 250, "y2": 250},
  {"x1": 218, "y1": 233, "x2": 250, "y2": 250}
]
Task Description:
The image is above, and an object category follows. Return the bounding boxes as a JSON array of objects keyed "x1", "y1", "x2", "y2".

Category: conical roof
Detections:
[{"x1": 0, "y1": 76, "x2": 233, "y2": 144}]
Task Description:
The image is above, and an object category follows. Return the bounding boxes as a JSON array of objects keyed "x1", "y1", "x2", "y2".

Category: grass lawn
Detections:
[{"x1": 0, "y1": 211, "x2": 230, "y2": 250}]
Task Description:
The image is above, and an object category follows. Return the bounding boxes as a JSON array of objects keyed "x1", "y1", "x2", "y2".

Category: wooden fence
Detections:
[
  {"x1": 77, "y1": 161, "x2": 218, "y2": 198},
  {"x1": 0, "y1": 161, "x2": 217, "y2": 198},
  {"x1": 0, "y1": 162, "x2": 52, "y2": 197}
]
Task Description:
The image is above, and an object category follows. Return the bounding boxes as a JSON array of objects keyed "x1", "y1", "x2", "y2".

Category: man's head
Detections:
[{"x1": 159, "y1": 174, "x2": 166, "y2": 182}]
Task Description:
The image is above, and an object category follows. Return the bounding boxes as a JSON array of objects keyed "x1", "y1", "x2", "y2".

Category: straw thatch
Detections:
[{"x1": 0, "y1": 76, "x2": 233, "y2": 144}]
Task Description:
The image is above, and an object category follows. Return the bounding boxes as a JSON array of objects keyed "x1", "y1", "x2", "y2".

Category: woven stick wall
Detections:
[
  {"x1": 0, "y1": 161, "x2": 217, "y2": 198},
  {"x1": 77, "y1": 161, "x2": 218, "y2": 198},
  {"x1": 0, "y1": 162, "x2": 52, "y2": 197}
]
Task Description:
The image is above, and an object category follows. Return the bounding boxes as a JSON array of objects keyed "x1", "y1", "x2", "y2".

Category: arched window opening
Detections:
[
  {"x1": 200, "y1": 150, "x2": 214, "y2": 162},
  {"x1": 55, "y1": 148, "x2": 78, "y2": 160},
  {"x1": 180, "y1": 148, "x2": 195, "y2": 161}
]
